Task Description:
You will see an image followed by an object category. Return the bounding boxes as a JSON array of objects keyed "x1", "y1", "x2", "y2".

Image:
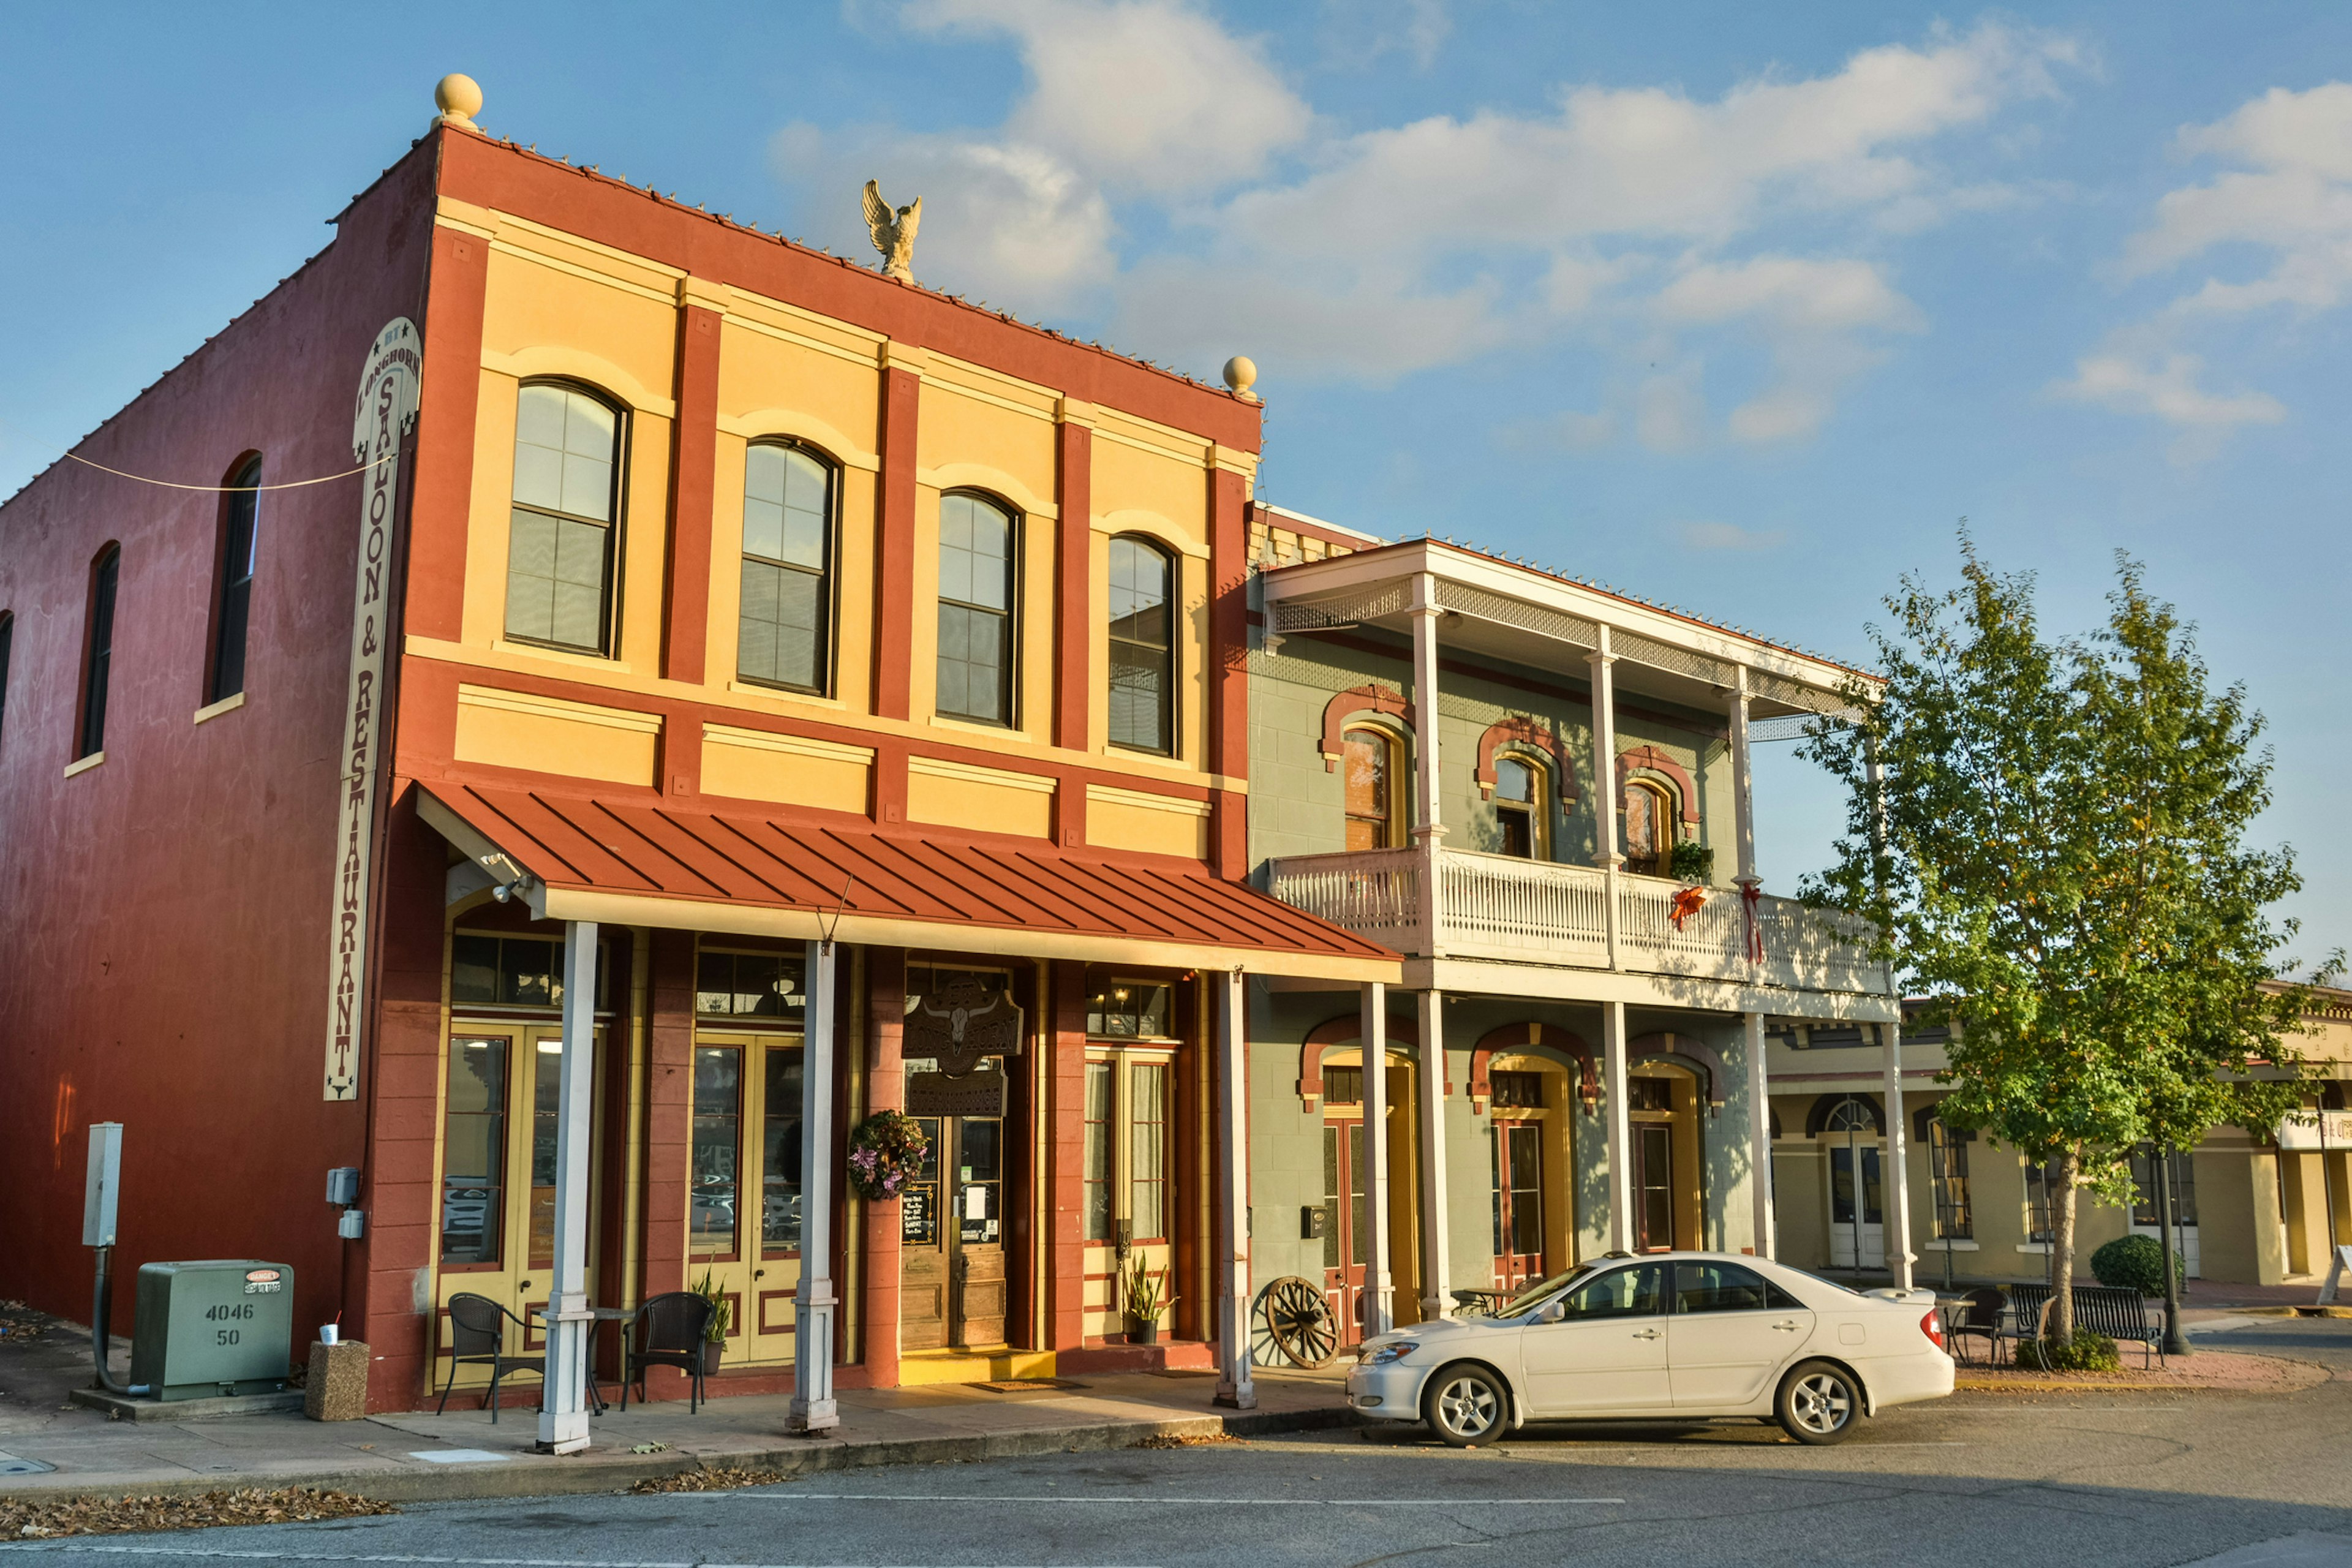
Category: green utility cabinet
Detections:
[{"x1": 129, "y1": 1261, "x2": 295, "y2": 1401}]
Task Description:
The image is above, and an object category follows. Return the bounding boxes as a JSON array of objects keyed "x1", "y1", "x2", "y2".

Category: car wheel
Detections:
[
  {"x1": 1776, "y1": 1360, "x2": 1861, "y2": 1446},
  {"x1": 1422, "y1": 1363, "x2": 1508, "y2": 1447}
]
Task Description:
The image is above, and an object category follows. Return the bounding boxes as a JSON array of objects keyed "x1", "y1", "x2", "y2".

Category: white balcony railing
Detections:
[{"x1": 1266, "y1": 846, "x2": 1885, "y2": 997}]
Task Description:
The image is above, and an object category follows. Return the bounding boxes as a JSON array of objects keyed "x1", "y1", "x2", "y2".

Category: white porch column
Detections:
[
  {"x1": 1414, "y1": 988, "x2": 1451, "y2": 1317},
  {"x1": 789, "y1": 940, "x2": 842, "y2": 1432},
  {"x1": 1746, "y1": 1011, "x2": 1776, "y2": 1259},
  {"x1": 1729, "y1": 667, "x2": 1760, "y2": 951},
  {"x1": 1588, "y1": 629, "x2": 1623, "y2": 970},
  {"x1": 1882, "y1": 1017, "x2": 1915, "y2": 1290},
  {"x1": 1408, "y1": 573, "x2": 1447, "y2": 952},
  {"x1": 1213, "y1": 968, "x2": 1256, "y2": 1409},
  {"x1": 1603, "y1": 1000, "x2": 1632, "y2": 1254},
  {"x1": 1360, "y1": 982, "x2": 1394, "y2": 1338},
  {"x1": 536, "y1": 921, "x2": 598, "y2": 1454}
]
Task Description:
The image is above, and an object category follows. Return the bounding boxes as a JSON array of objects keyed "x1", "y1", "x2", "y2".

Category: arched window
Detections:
[
  {"x1": 738, "y1": 442, "x2": 834, "y2": 693},
  {"x1": 209, "y1": 456, "x2": 261, "y2": 703},
  {"x1": 1822, "y1": 1096, "x2": 1877, "y2": 1135},
  {"x1": 1106, "y1": 535, "x2": 1174, "y2": 754},
  {"x1": 1621, "y1": 778, "x2": 1674, "y2": 876},
  {"x1": 78, "y1": 546, "x2": 119, "y2": 760},
  {"x1": 1493, "y1": 752, "x2": 1548, "y2": 859},
  {"x1": 506, "y1": 382, "x2": 622, "y2": 655},
  {"x1": 937, "y1": 492, "x2": 1016, "y2": 725},
  {"x1": 1342, "y1": 723, "x2": 1401, "y2": 850}
]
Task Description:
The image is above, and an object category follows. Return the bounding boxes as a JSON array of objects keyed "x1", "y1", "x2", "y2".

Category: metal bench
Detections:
[{"x1": 2004, "y1": 1283, "x2": 2165, "y2": 1369}]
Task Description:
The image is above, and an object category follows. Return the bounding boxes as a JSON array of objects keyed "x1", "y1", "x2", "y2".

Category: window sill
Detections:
[
  {"x1": 2016, "y1": 1242, "x2": 2053, "y2": 1254},
  {"x1": 64, "y1": 751, "x2": 104, "y2": 778},
  {"x1": 194, "y1": 692, "x2": 246, "y2": 725},
  {"x1": 490, "y1": 638, "x2": 631, "y2": 674},
  {"x1": 1926, "y1": 1238, "x2": 1981, "y2": 1251},
  {"x1": 929, "y1": 712, "x2": 1030, "y2": 742},
  {"x1": 726, "y1": 680, "x2": 846, "y2": 710}
]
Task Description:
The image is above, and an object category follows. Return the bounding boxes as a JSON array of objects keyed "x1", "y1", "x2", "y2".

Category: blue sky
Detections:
[{"x1": 4, "y1": 2, "x2": 2347, "y2": 963}]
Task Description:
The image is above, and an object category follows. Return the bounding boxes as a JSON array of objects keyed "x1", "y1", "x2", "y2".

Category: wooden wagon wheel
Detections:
[{"x1": 1259, "y1": 1276, "x2": 1339, "y2": 1369}]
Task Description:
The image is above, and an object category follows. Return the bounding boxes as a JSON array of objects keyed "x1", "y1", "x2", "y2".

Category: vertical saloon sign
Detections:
[{"x1": 324, "y1": 319, "x2": 421, "y2": 1101}]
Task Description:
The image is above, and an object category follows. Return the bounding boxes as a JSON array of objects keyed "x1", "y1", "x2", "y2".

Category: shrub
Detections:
[
  {"x1": 1669, "y1": 842, "x2": 1716, "y2": 882},
  {"x1": 2015, "y1": 1327, "x2": 2122, "y2": 1373},
  {"x1": 2090, "y1": 1234, "x2": 2184, "y2": 1297}
]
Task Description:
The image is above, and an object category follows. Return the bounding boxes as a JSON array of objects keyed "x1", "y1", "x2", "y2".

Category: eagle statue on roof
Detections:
[{"x1": 862, "y1": 179, "x2": 922, "y2": 284}]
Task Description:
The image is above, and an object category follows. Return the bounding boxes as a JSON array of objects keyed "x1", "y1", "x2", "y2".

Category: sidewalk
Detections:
[{"x1": 0, "y1": 1312, "x2": 1356, "y2": 1506}]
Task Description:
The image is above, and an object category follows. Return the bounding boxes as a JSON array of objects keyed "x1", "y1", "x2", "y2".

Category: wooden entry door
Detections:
[
  {"x1": 1491, "y1": 1120, "x2": 1545, "y2": 1289},
  {"x1": 901, "y1": 1115, "x2": 1008, "y2": 1351},
  {"x1": 1321, "y1": 1120, "x2": 1371, "y2": 1345}
]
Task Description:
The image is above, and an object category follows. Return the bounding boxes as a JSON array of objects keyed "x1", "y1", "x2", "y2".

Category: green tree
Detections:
[{"x1": 1806, "y1": 539, "x2": 2323, "y2": 1346}]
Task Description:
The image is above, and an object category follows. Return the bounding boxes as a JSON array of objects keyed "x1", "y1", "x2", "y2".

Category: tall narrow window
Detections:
[
  {"x1": 506, "y1": 383, "x2": 620, "y2": 655},
  {"x1": 2024, "y1": 1158, "x2": 2064, "y2": 1244},
  {"x1": 937, "y1": 492, "x2": 1015, "y2": 725},
  {"x1": 1343, "y1": 725, "x2": 1399, "y2": 850},
  {"x1": 0, "y1": 612, "x2": 13, "y2": 756},
  {"x1": 78, "y1": 546, "x2": 119, "y2": 760},
  {"x1": 1928, "y1": 1119, "x2": 1973, "y2": 1240},
  {"x1": 1082, "y1": 1061, "x2": 1114, "y2": 1242},
  {"x1": 440, "y1": 1037, "x2": 510, "y2": 1266},
  {"x1": 1129, "y1": 1060, "x2": 1169, "y2": 1242},
  {"x1": 1107, "y1": 536, "x2": 1174, "y2": 753},
  {"x1": 1621, "y1": 779, "x2": 1673, "y2": 875},
  {"x1": 763, "y1": 1045, "x2": 804, "y2": 1254},
  {"x1": 739, "y1": 443, "x2": 833, "y2": 692},
  {"x1": 209, "y1": 458, "x2": 260, "y2": 702},
  {"x1": 690, "y1": 1046, "x2": 742, "y2": 1256},
  {"x1": 1493, "y1": 754, "x2": 1546, "y2": 858}
]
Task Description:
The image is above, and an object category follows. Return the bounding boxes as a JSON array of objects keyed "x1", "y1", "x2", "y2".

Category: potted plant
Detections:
[
  {"x1": 1123, "y1": 1257, "x2": 1174, "y2": 1346},
  {"x1": 689, "y1": 1268, "x2": 731, "y2": 1375},
  {"x1": 1668, "y1": 840, "x2": 1716, "y2": 883}
]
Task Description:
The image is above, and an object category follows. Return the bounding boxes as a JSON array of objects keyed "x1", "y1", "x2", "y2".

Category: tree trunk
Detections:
[{"x1": 2049, "y1": 1148, "x2": 2081, "y2": 1344}]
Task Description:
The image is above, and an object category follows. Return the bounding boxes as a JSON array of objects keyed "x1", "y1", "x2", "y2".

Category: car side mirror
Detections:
[{"x1": 1536, "y1": 1298, "x2": 1567, "y2": 1324}]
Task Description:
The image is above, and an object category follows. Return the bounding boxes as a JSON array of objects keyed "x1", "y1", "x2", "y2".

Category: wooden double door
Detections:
[{"x1": 900, "y1": 1114, "x2": 1008, "y2": 1352}]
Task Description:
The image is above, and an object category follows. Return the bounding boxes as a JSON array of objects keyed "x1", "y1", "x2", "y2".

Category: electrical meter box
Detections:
[{"x1": 129, "y1": 1261, "x2": 295, "y2": 1401}]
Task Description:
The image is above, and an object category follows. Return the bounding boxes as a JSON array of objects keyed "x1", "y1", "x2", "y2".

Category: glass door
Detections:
[
  {"x1": 435, "y1": 1023, "x2": 604, "y2": 1380},
  {"x1": 688, "y1": 1031, "x2": 805, "y2": 1365},
  {"x1": 1491, "y1": 1120, "x2": 1545, "y2": 1290},
  {"x1": 1321, "y1": 1120, "x2": 1369, "y2": 1344},
  {"x1": 1828, "y1": 1142, "x2": 1885, "y2": 1268},
  {"x1": 1634, "y1": 1123, "x2": 1675, "y2": 1253}
]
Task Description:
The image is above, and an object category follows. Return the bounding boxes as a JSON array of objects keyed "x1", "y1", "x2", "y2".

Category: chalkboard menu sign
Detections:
[{"x1": 901, "y1": 1183, "x2": 935, "y2": 1245}]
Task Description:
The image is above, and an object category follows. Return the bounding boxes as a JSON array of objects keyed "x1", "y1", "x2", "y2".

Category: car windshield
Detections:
[{"x1": 1493, "y1": 1263, "x2": 1598, "y2": 1317}]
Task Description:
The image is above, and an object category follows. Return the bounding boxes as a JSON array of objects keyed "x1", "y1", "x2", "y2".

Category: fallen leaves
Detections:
[
  {"x1": 1133, "y1": 1431, "x2": 1243, "y2": 1449},
  {"x1": 628, "y1": 1467, "x2": 791, "y2": 1493},
  {"x1": 1, "y1": 1487, "x2": 396, "y2": 1540}
]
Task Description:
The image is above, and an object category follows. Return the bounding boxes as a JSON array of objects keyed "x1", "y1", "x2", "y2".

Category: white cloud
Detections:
[
  {"x1": 2062, "y1": 81, "x2": 2352, "y2": 447},
  {"x1": 1679, "y1": 521, "x2": 1789, "y2": 552}
]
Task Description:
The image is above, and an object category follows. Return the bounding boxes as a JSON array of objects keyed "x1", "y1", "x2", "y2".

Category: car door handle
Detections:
[
  {"x1": 1632, "y1": 1328, "x2": 1662, "y2": 1340},
  {"x1": 1773, "y1": 1321, "x2": 1803, "y2": 1331}
]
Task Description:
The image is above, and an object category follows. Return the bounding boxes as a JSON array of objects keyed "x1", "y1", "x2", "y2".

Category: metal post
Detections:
[
  {"x1": 537, "y1": 921, "x2": 598, "y2": 1454},
  {"x1": 2155, "y1": 1144, "x2": 2192, "y2": 1359},
  {"x1": 1744, "y1": 1011, "x2": 1774, "y2": 1259},
  {"x1": 1408, "y1": 574, "x2": 1447, "y2": 954},
  {"x1": 1415, "y1": 988, "x2": 1451, "y2": 1318},
  {"x1": 1360, "y1": 982, "x2": 1393, "y2": 1338},
  {"x1": 1881, "y1": 1017, "x2": 1915, "y2": 1291},
  {"x1": 1588, "y1": 631, "x2": 1623, "y2": 971},
  {"x1": 1213, "y1": 968, "x2": 1256, "y2": 1409},
  {"x1": 1729, "y1": 669, "x2": 1762, "y2": 968},
  {"x1": 790, "y1": 940, "x2": 842, "y2": 1431},
  {"x1": 1604, "y1": 1001, "x2": 1632, "y2": 1254}
]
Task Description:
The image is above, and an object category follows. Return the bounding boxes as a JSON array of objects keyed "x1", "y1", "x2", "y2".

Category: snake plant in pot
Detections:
[
  {"x1": 690, "y1": 1268, "x2": 731, "y2": 1375},
  {"x1": 1123, "y1": 1257, "x2": 1175, "y2": 1345}
]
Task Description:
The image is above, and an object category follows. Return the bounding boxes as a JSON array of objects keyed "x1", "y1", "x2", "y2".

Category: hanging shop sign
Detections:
[
  {"x1": 322, "y1": 318, "x2": 420, "y2": 1101},
  {"x1": 902, "y1": 973, "x2": 1022, "y2": 1117},
  {"x1": 906, "y1": 1062, "x2": 1010, "y2": 1118}
]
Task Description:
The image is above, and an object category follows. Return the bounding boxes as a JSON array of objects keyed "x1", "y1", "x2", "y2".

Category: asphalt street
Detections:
[{"x1": 4, "y1": 1318, "x2": 2348, "y2": 1568}]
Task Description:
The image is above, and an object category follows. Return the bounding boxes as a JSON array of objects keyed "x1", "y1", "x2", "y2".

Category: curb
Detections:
[{"x1": 0, "y1": 1404, "x2": 1364, "y2": 1508}]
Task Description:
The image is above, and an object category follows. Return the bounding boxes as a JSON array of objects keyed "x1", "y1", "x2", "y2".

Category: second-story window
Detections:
[
  {"x1": 1343, "y1": 724, "x2": 1400, "y2": 850},
  {"x1": 739, "y1": 442, "x2": 834, "y2": 693},
  {"x1": 1622, "y1": 778, "x2": 1673, "y2": 876},
  {"x1": 1494, "y1": 753, "x2": 1547, "y2": 858},
  {"x1": 209, "y1": 456, "x2": 260, "y2": 703},
  {"x1": 1107, "y1": 535, "x2": 1174, "y2": 753},
  {"x1": 78, "y1": 546, "x2": 119, "y2": 760},
  {"x1": 506, "y1": 382, "x2": 621, "y2": 655},
  {"x1": 937, "y1": 492, "x2": 1015, "y2": 725}
]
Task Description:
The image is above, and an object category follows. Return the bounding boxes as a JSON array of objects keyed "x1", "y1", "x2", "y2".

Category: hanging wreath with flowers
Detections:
[{"x1": 846, "y1": 1110, "x2": 929, "y2": 1202}]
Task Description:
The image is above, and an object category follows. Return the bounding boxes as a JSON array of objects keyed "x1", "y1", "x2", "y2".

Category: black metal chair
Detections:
[
  {"x1": 620, "y1": 1291, "x2": 715, "y2": 1413},
  {"x1": 1948, "y1": 1287, "x2": 2007, "y2": 1366},
  {"x1": 436, "y1": 1292, "x2": 544, "y2": 1422}
]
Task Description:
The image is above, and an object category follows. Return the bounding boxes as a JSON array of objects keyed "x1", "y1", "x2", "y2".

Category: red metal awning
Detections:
[{"x1": 417, "y1": 782, "x2": 1400, "y2": 982}]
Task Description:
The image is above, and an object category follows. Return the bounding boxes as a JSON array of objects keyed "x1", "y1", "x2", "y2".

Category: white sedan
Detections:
[{"x1": 1344, "y1": 1251, "x2": 1953, "y2": 1446}]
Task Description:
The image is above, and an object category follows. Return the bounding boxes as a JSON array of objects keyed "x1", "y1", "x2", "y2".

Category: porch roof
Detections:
[{"x1": 417, "y1": 782, "x2": 1401, "y2": 982}]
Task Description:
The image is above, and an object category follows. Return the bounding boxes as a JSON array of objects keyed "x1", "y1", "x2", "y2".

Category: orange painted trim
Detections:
[
  {"x1": 1297, "y1": 1011, "x2": 1445, "y2": 1101},
  {"x1": 1054, "y1": 422, "x2": 1091, "y2": 752},
  {"x1": 1617, "y1": 745, "x2": 1700, "y2": 823},
  {"x1": 1048, "y1": 963, "x2": 1088, "y2": 1351},
  {"x1": 408, "y1": 222, "x2": 491, "y2": 642},
  {"x1": 1319, "y1": 684, "x2": 1411, "y2": 771},
  {"x1": 1208, "y1": 467, "x2": 1248, "y2": 875},
  {"x1": 1475, "y1": 717, "x2": 1581, "y2": 800},
  {"x1": 1627, "y1": 1030, "x2": 1728, "y2": 1112},
  {"x1": 1469, "y1": 1021, "x2": 1599, "y2": 1115},
  {"x1": 663, "y1": 303, "x2": 722, "y2": 685},
  {"x1": 874, "y1": 368, "x2": 919, "y2": 722},
  {"x1": 858, "y1": 951, "x2": 905, "y2": 1388}
]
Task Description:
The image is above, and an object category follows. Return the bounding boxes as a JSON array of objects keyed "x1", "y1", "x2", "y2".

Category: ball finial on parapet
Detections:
[
  {"x1": 1223, "y1": 355, "x2": 1260, "y2": 403},
  {"x1": 435, "y1": 74, "x2": 484, "y2": 132}
]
